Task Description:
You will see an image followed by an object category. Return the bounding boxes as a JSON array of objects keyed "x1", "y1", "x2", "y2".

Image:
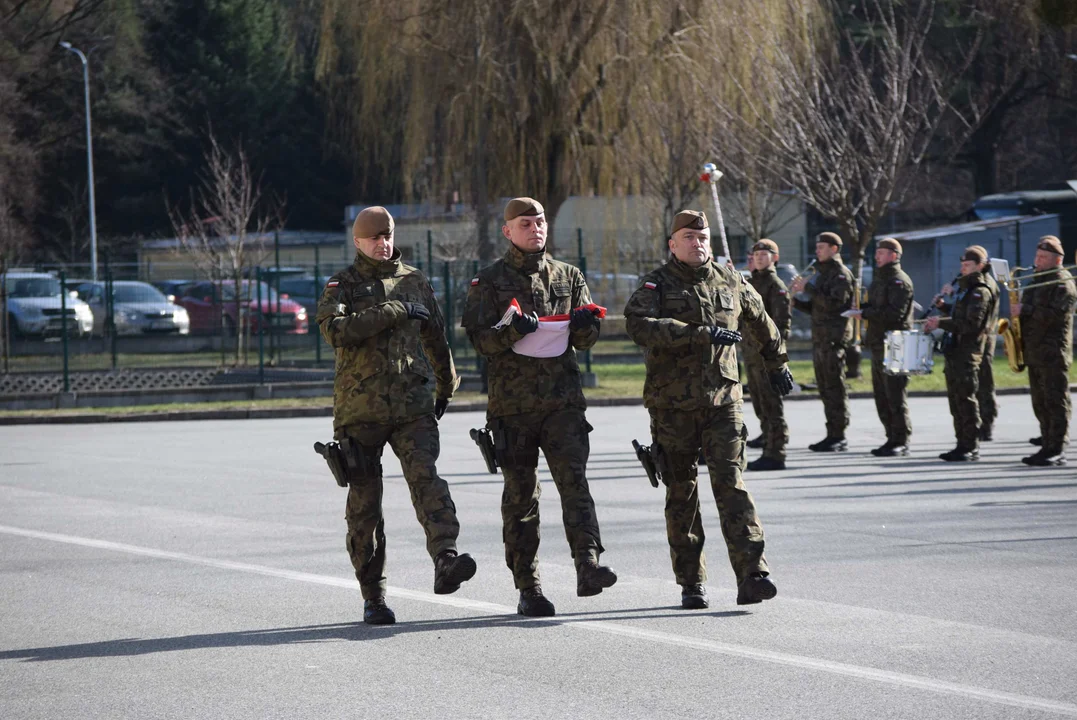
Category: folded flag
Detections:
[{"x1": 492, "y1": 299, "x2": 607, "y2": 358}]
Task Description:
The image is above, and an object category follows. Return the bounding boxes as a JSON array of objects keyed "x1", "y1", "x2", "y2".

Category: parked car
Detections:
[
  {"x1": 176, "y1": 280, "x2": 309, "y2": 335},
  {"x1": 152, "y1": 279, "x2": 194, "y2": 303},
  {"x1": 3, "y1": 271, "x2": 94, "y2": 338},
  {"x1": 75, "y1": 281, "x2": 190, "y2": 336},
  {"x1": 275, "y1": 275, "x2": 329, "y2": 318}
]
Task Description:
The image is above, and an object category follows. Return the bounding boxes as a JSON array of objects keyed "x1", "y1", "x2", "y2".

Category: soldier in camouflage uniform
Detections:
[
  {"x1": 745, "y1": 239, "x2": 791, "y2": 472},
  {"x1": 462, "y1": 197, "x2": 616, "y2": 618},
  {"x1": 624, "y1": 210, "x2": 794, "y2": 610},
  {"x1": 847, "y1": 238, "x2": 914, "y2": 456},
  {"x1": 923, "y1": 246, "x2": 998, "y2": 462},
  {"x1": 316, "y1": 206, "x2": 476, "y2": 625},
  {"x1": 1013, "y1": 236, "x2": 1076, "y2": 466},
  {"x1": 971, "y1": 247, "x2": 1000, "y2": 442},
  {"x1": 790, "y1": 232, "x2": 855, "y2": 452}
]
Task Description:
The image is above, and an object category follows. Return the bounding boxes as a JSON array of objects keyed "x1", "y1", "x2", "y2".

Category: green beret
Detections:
[
  {"x1": 816, "y1": 232, "x2": 842, "y2": 248},
  {"x1": 352, "y1": 206, "x2": 394, "y2": 238},
  {"x1": 504, "y1": 197, "x2": 544, "y2": 222},
  {"x1": 1037, "y1": 235, "x2": 1064, "y2": 256},
  {"x1": 752, "y1": 239, "x2": 779, "y2": 254},
  {"x1": 671, "y1": 210, "x2": 708, "y2": 235},
  {"x1": 877, "y1": 237, "x2": 902, "y2": 255}
]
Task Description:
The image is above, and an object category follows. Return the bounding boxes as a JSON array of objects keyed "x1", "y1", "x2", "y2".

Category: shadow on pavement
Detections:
[{"x1": 0, "y1": 607, "x2": 752, "y2": 662}]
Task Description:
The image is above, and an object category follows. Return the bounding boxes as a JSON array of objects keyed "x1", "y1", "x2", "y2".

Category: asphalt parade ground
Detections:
[{"x1": 1, "y1": 396, "x2": 1075, "y2": 719}]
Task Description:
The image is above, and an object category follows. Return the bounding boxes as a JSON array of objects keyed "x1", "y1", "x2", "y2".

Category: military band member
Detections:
[
  {"x1": 790, "y1": 232, "x2": 855, "y2": 451},
  {"x1": 923, "y1": 246, "x2": 998, "y2": 462},
  {"x1": 624, "y1": 210, "x2": 794, "y2": 609},
  {"x1": 462, "y1": 197, "x2": 616, "y2": 618},
  {"x1": 1012, "y1": 236, "x2": 1076, "y2": 466},
  {"x1": 316, "y1": 206, "x2": 476, "y2": 625},
  {"x1": 846, "y1": 238, "x2": 914, "y2": 456},
  {"x1": 746, "y1": 239, "x2": 791, "y2": 471},
  {"x1": 971, "y1": 246, "x2": 1001, "y2": 442}
]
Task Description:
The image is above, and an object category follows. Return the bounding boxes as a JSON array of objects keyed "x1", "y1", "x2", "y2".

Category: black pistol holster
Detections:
[
  {"x1": 632, "y1": 439, "x2": 663, "y2": 488},
  {"x1": 470, "y1": 428, "x2": 499, "y2": 474},
  {"x1": 313, "y1": 438, "x2": 383, "y2": 488}
]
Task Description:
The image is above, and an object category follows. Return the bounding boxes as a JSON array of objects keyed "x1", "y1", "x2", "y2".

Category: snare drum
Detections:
[{"x1": 882, "y1": 330, "x2": 935, "y2": 376}]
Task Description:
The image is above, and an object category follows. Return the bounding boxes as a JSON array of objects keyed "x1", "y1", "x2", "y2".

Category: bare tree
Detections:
[
  {"x1": 703, "y1": 0, "x2": 968, "y2": 283},
  {"x1": 167, "y1": 132, "x2": 281, "y2": 365}
]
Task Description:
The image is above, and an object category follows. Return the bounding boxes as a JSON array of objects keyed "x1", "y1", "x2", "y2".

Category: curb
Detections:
[{"x1": 1, "y1": 384, "x2": 1070, "y2": 427}]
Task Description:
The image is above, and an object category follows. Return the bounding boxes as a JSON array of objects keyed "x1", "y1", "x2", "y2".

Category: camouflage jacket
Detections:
[
  {"x1": 742, "y1": 266, "x2": 790, "y2": 368},
  {"x1": 860, "y1": 262, "x2": 914, "y2": 350},
  {"x1": 938, "y1": 270, "x2": 996, "y2": 358},
  {"x1": 624, "y1": 257, "x2": 787, "y2": 411},
  {"x1": 1020, "y1": 267, "x2": 1077, "y2": 368},
  {"x1": 982, "y1": 263, "x2": 1001, "y2": 342},
  {"x1": 316, "y1": 250, "x2": 458, "y2": 430},
  {"x1": 791, "y1": 257, "x2": 854, "y2": 345},
  {"x1": 462, "y1": 243, "x2": 599, "y2": 418}
]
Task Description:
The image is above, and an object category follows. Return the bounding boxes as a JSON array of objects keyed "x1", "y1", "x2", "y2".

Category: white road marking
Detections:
[{"x1": 3, "y1": 523, "x2": 1076, "y2": 717}]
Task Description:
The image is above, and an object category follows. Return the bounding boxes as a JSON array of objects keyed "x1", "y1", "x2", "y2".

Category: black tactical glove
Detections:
[
  {"x1": 400, "y1": 301, "x2": 430, "y2": 322},
  {"x1": 434, "y1": 397, "x2": 449, "y2": 420},
  {"x1": 769, "y1": 367, "x2": 795, "y2": 396},
  {"x1": 708, "y1": 327, "x2": 742, "y2": 346},
  {"x1": 511, "y1": 311, "x2": 539, "y2": 335},
  {"x1": 570, "y1": 307, "x2": 599, "y2": 332}
]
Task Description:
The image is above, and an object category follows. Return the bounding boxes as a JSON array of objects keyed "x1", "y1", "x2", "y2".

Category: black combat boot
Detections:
[
  {"x1": 939, "y1": 446, "x2": 979, "y2": 462},
  {"x1": 680, "y1": 583, "x2": 709, "y2": 610},
  {"x1": 871, "y1": 441, "x2": 908, "y2": 457},
  {"x1": 747, "y1": 456, "x2": 786, "y2": 471},
  {"x1": 979, "y1": 425, "x2": 994, "y2": 442},
  {"x1": 577, "y1": 559, "x2": 618, "y2": 597},
  {"x1": 737, "y1": 573, "x2": 778, "y2": 606},
  {"x1": 433, "y1": 550, "x2": 477, "y2": 595},
  {"x1": 1023, "y1": 451, "x2": 1066, "y2": 467},
  {"x1": 809, "y1": 436, "x2": 847, "y2": 452},
  {"x1": 746, "y1": 434, "x2": 765, "y2": 449},
  {"x1": 363, "y1": 597, "x2": 396, "y2": 625},
  {"x1": 518, "y1": 586, "x2": 556, "y2": 617},
  {"x1": 1029, "y1": 436, "x2": 1043, "y2": 446}
]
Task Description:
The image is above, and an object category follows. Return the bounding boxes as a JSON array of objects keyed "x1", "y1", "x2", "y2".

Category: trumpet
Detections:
[
  {"x1": 788, "y1": 260, "x2": 817, "y2": 304},
  {"x1": 998, "y1": 255, "x2": 1077, "y2": 373}
]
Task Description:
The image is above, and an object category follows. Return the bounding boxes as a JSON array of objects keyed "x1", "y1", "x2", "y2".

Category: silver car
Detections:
[
  {"x1": 76, "y1": 281, "x2": 190, "y2": 336},
  {"x1": 3, "y1": 271, "x2": 94, "y2": 338}
]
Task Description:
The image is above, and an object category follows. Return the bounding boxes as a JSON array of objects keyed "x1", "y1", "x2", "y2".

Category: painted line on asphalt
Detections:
[{"x1": 3, "y1": 523, "x2": 1076, "y2": 718}]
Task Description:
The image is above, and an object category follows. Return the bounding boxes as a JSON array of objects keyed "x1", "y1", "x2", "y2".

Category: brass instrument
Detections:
[
  {"x1": 788, "y1": 260, "x2": 817, "y2": 305},
  {"x1": 997, "y1": 251, "x2": 1077, "y2": 373}
]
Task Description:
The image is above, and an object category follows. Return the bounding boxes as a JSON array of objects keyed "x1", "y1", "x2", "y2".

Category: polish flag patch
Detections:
[
  {"x1": 326, "y1": 280, "x2": 339, "y2": 288},
  {"x1": 643, "y1": 281, "x2": 657, "y2": 290},
  {"x1": 471, "y1": 277, "x2": 480, "y2": 286},
  {"x1": 778, "y1": 289, "x2": 787, "y2": 295}
]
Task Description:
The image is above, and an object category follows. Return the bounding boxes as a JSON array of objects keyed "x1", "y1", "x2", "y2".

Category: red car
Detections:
[{"x1": 176, "y1": 280, "x2": 309, "y2": 335}]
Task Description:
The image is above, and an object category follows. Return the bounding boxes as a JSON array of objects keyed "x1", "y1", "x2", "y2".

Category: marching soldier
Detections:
[
  {"x1": 971, "y1": 246, "x2": 1001, "y2": 442},
  {"x1": 624, "y1": 210, "x2": 794, "y2": 609},
  {"x1": 923, "y1": 246, "x2": 998, "y2": 462},
  {"x1": 742, "y1": 252, "x2": 765, "y2": 450},
  {"x1": 746, "y1": 239, "x2": 792, "y2": 471},
  {"x1": 846, "y1": 238, "x2": 914, "y2": 456},
  {"x1": 1013, "y1": 236, "x2": 1076, "y2": 466},
  {"x1": 790, "y1": 232, "x2": 855, "y2": 451},
  {"x1": 462, "y1": 197, "x2": 616, "y2": 618},
  {"x1": 316, "y1": 206, "x2": 476, "y2": 625}
]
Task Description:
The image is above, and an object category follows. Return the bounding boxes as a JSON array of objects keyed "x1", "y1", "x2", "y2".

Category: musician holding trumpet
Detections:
[
  {"x1": 844, "y1": 238, "x2": 915, "y2": 457},
  {"x1": 1012, "y1": 235, "x2": 1077, "y2": 467},
  {"x1": 923, "y1": 246, "x2": 998, "y2": 462}
]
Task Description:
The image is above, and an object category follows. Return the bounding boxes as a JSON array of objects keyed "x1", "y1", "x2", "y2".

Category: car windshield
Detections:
[
  {"x1": 114, "y1": 284, "x2": 168, "y2": 304},
  {"x1": 973, "y1": 207, "x2": 1021, "y2": 221},
  {"x1": 7, "y1": 276, "x2": 61, "y2": 298}
]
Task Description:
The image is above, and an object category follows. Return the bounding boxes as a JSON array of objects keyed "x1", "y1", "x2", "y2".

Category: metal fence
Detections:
[{"x1": 1, "y1": 232, "x2": 658, "y2": 392}]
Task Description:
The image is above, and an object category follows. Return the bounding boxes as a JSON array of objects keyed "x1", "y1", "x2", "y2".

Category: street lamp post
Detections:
[{"x1": 59, "y1": 41, "x2": 99, "y2": 282}]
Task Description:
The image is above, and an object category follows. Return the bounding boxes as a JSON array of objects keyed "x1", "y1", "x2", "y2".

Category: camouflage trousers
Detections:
[
  {"x1": 745, "y1": 357, "x2": 788, "y2": 461},
  {"x1": 978, "y1": 333, "x2": 998, "y2": 432},
  {"x1": 1028, "y1": 364, "x2": 1072, "y2": 455},
  {"x1": 869, "y1": 349, "x2": 911, "y2": 444},
  {"x1": 813, "y1": 339, "x2": 850, "y2": 438},
  {"x1": 491, "y1": 408, "x2": 603, "y2": 590},
  {"x1": 944, "y1": 352, "x2": 983, "y2": 450},
  {"x1": 650, "y1": 403, "x2": 768, "y2": 586},
  {"x1": 338, "y1": 414, "x2": 460, "y2": 600}
]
